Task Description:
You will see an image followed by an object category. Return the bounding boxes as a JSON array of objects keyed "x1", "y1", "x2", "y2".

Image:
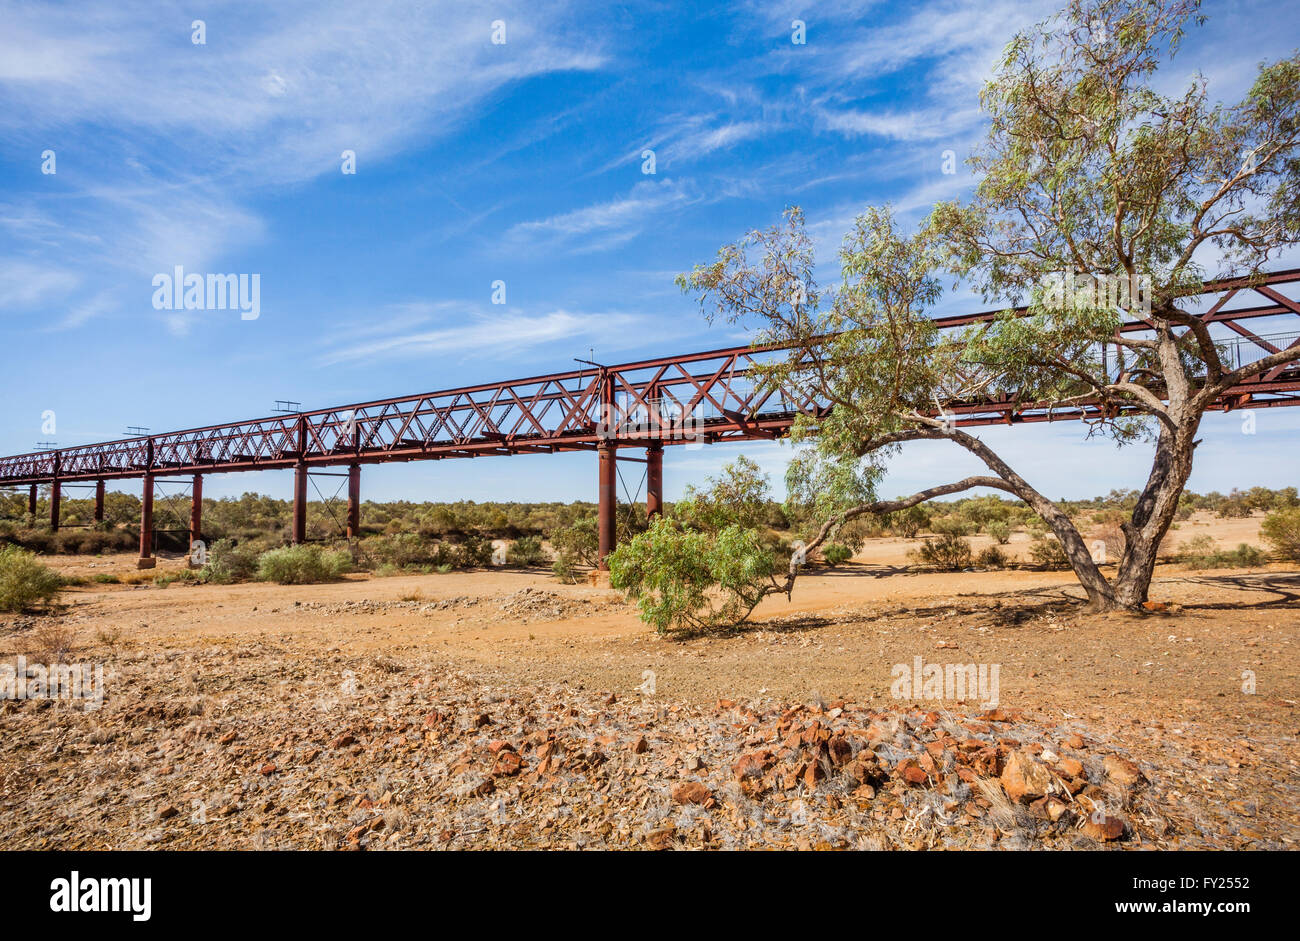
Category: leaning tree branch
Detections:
[{"x1": 768, "y1": 475, "x2": 1017, "y2": 598}]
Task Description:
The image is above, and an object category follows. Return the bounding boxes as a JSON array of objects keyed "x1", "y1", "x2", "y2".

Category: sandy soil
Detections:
[{"x1": 0, "y1": 513, "x2": 1295, "y2": 850}]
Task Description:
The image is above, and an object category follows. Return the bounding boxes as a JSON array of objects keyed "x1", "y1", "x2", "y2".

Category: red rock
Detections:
[
  {"x1": 828, "y1": 735, "x2": 853, "y2": 767},
  {"x1": 1083, "y1": 813, "x2": 1126, "y2": 841},
  {"x1": 330, "y1": 733, "x2": 355, "y2": 749},
  {"x1": 258, "y1": 762, "x2": 276, "y2": 775},
  {"x1": 1103, "y1": 755, "x2": 1143, "y2": 786},
  {"x1": 1059, "y1": 757, "x2": 1084, "y2": 778},
  {"x1": 218, "y1": 731, "x2": 238, "y2": 745},
  {"x1": 493, "y1": 750, "x2": 523, "y2": 776},
  {"x1": 158, "y1": 804, "x2": 179, "y2": 819},
  {"x1": 671, "y1": 781, "x2": 711, "y2": 805},
  {"x1": 732, "y1": 751, "x2": 770, "y2": 780},
  {"x1": 646, "y1": 825, "x2": 676, "y2": 850},
  {"x1": 631, "y1": 735, "x2": 648, "y2": 754},
  {"x1": 1001, "y1": 750, "x2": 1053, "y2": 804}
]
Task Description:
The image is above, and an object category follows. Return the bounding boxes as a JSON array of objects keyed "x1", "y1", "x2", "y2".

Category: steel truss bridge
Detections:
[{"x1": 2, "y1": 268, "x2": 1297, "y2": 568}]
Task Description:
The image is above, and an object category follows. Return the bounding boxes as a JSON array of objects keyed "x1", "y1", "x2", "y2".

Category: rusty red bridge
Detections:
[{"x1": 2, "y1": 269, "x2": 1298, "y2": 568}]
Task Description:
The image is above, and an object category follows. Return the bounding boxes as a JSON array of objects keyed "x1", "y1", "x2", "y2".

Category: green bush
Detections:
[
  {"x1": 1261, "y1": 508, "x2": 1300, "y2": 562},
  {"x1": 985, "y1": 519, "x2": 1012, "y2": 545},
  {"x1": 1178, "y1": 535, "x2": 1267, "y2": 569},
  {"x1": 201, "y1": 538, "x2": 264, "y2": 583},
  {"x1": 976, "y1": 545, "x2": 1010, "y2": 568},
  {"x1": 1027, "y1": 534, "x2": 1071, "y2": 569},
  {"x1": 908, "y1": 533, "x2": 973, "y2": 571},
  {"x1": 0, "y1": 545, "x2": 63, "y2": 612},
  {"x1": 505, "y1": 535, "x2": 547, "y2": 566},
  {"x1": 255, "y1": 544, "x2": 351, "y2": 584},
  {"x1": 360, "y1": 533, "x2": 448, "y2": 569},
  {"x1": 452, "y1": 535, "x2": 493, "y2": 568},
  {"x1": 552, "y1": 550, "x2": 581, "y2": 584},
  {"x1": 609, "y1": 518, "x2": 778, "y2": 634},
  {"x1": 821, "y1": 542, "x2": 852, "y2": 566}
]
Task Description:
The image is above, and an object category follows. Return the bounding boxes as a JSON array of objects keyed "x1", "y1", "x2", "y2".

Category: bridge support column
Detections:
[
  {"x1": 138, "y1": 475, "x2": 155, "y2": 569},
  {"x1": 189, "y1": 474, "x2": 203, "y2": 551},
  {"x1": 94, "y1": 480, "x2": 105, "y2": 524},
  {"x1": 347, "y1": 464, "x2": 361, "y2": 539},
  {"x1": 49, "y1": 481, "x2": 60, "y2": 532},
  {"x1": 28, "y1": 484, "x2": 37, "y2": 519},
  {"x1": 646, "y1": 442, "x2": 663, "y2": 520},
  {"x1": 293, "y1": 462, "x2": 307, "y2": 544},
  {"x1": 598, "y1": 441, "x2": 617, "y2": 570}
]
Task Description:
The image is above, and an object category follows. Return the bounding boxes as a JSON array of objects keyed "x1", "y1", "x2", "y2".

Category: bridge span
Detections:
[{"x1": 2, "y1": 269, "x2": 1297, "y2": 569}]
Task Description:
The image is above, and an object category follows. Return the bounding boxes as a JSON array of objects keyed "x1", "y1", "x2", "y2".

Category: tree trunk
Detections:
[{"x1": 1113, "y1": 417, "x2": 1200, "y2": 607}]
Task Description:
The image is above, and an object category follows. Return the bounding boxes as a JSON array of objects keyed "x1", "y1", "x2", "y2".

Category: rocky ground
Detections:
[
  {"x1": 1, "y1": 524, "x2": 1295, "y2": 850},
  {"x1": 1, "y1": 639, "x2": 1294, "y2": 850}
]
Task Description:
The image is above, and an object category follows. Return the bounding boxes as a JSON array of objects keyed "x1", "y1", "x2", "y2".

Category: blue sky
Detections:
[{"x1": 1, "y1": 0, "x2": 1297, "y2": 505}]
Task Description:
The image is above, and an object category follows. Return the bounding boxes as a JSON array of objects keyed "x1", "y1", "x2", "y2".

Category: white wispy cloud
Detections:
[
  {"x1": 0, "y1": 259, "x2": 79, "y2": 309},
  {"x1": 504, "y1": 178, "x2": 696, "y2": 253},
  {"x1": 0, "y1": 0, "x2": 607, "y2": 331},
  {"x1": 316, "y1": 307, "x2": 647, "y2": 367},
  {"x1": 816, "y1": 105, "x2": 982, "y2": 141}
]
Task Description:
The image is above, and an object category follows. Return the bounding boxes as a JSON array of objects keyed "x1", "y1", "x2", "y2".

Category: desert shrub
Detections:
[
  {"x1": 360, "y1": 533, "x2": 452, "y2": 570},
  {"x1": 255, "y1": 544, "x2": 350, "y2": 584},
  {"x1": 976, "y1": 545, "x2": 1009, "y2": 568},
  {"x1": 821, "y1": 543, "x2": 852, "y2": 566},
  {"x1": 908, "y1": 533, "x2": 973, "y2": 571},
  {"x1": 548, "y1": 517, "x2": 599, "y2": 569},
  {"x1": 887, "y1": 505, "x2": 928, "y2": 538},
  {"x1": 0, "y1": 545, "x2": 63, "y2": 612},
  {"x1": 552, "y1": 551, "x2": 581, "y2": 584},
  {"x1": 1178, "y1": 535, "x2": 1267, "y2": 569},
  {"x1": 27, "y1": 622, "x2": 77, "y2": 662},
  {"x1": 1261, "y1": 508, "x2": 1300, "y2": 562},
  {"x1": 505, "y1": 535, "x2": 547, "y2": 566},
  {"x1": 1027, "y1": 534, "x2": 1070, "y2": 569},
  {"x1": 608, "y1": 458, "x2": 781, "y2": 634},
  {"x1": 201, "y1": 538, "x2": 263, "y2": 583},
  {"x1": 985, "y1": 519, "x2": 1012, "y2": 545},
  {"x1": 451, "y1": 535, "x2": 493, "y2": 568},
  {"x1": 610, "y1": 519, "x2": 778, "y2": 634},
  {"x1": 928, "y1": 516, "x2": 973, "y2": 537}
]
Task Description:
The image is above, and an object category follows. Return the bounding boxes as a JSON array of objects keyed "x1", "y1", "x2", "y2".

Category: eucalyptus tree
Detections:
[{"x1": 681, "y1": 0, "x2": 1299, "y2": 611}]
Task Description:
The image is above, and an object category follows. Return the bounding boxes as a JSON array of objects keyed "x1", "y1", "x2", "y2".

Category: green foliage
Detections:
[
  {"x1": 505, "y1": 535, "x2": 547, "y2": 567},
  {"x1": 985, "y1": 519, "x2": 1012, "y2": 545},
  {"x1": 360, "y1": 533, "x2": 447, "y2": 570},
  {"x1": 887, "y1": 505, "x2": 928, "y2": 538},
  {"x1": 1178, "y1": 535, "x2": 1268, "y2": 569},
  {"x1": 821, "y1": 542, "x2": 852, "y2": 566},
  {"x1": 0, "y1": 545, "x2": 63, "y2": 612},
  {"x1": 255, "y1": 544, "x2": 351, "y2": 584},
  {"x1": 609, "y1": 519, "x2": 779, "y2": 634},
  {"x1": 452, "y1": 535, "x2": 493, "y2": 568},
  {"x1": 1028, "y1": 535, "x2": 1071, "y2": 570},
  {"x1": 1261, "y1": 508, "x2": 1300, "y2": 562},
  {"x1": 608, "y1": 459, "x2": 781, "y2": 633},
  {"x1": 976, "y1": 545, "x2": 1010, "y2": 568},
  {"x1": 549, "y1": 517, "x2": 599, "y2": 569},
  {"x1": 201, "y1": 538, "x2": 265, "y2": 583},
  {"x1": 677, "y1": 455, "x2": 773, "y2": 532},
  {"x1": 908, "y1": 533, "x2": 973, "y2": 571}
]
